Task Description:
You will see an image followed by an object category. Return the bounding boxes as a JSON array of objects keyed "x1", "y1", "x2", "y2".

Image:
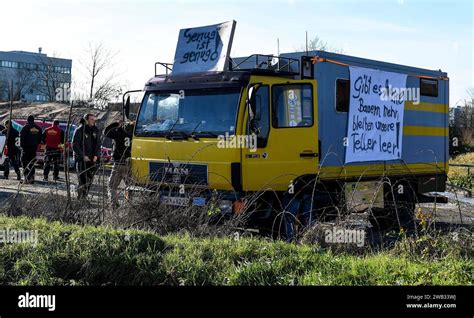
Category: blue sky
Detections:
[{"x1": 2, "y1": 0, "x2": 472, "y2": 105}]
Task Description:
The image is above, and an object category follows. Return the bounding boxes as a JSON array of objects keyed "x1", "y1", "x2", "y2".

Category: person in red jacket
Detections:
[{"x1": 42, "y1": 120, "x2": 65, "y2": 181}]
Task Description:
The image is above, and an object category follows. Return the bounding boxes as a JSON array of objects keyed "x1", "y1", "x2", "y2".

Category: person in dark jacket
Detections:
[
  {"x1": 1, "y1": 120, "x2": 21, "y2": 180},
  {"x1": 20, "y1": 115, "x2": 42, "y2": 184},
  {"x1": 104, "y1": 120, "x2": 134, "y2": 207},
  {"x1": 42, "y1": 120, "x2": 65, "y2": 182},
  {"x1": 72, "y1": 113, "x2": 101, "y2": 199}
]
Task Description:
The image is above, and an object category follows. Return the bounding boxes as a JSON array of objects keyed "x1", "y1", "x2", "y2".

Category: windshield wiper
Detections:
[
  {"x1": 189, "y1": 121, "x2": 206, "y2": 140},
  {"x1": 166, "y1": 121, "x2": 206, "y2": 140},
  {"x1": 193, "y1": 131, "x2": 219, "y2": 138},
  {"x1": 164, "y1": 118, "x2": 188, "y2": 140},
  {"x1": 167, "y1": 118, "x2": 181, "y2": 134},
  {"x1": 139, "y1": 130, "x2": 167, "y2": 137},
  {"x1": 166, "y1": 130, "x2": 191, "y2": 140}
]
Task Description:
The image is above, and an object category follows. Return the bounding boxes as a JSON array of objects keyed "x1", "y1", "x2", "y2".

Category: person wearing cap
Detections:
[
  {"x1": 20, "y1": 115, "x2": 42, "y2": 184},
  {"x1": 72, "y1": 113, "x2": 101, "y2": 199},
  {"x1": 1, "y1": 120, "x2": 21, "y2": 180},
  {"x1": 42, "y1": 120, "x2": 65, "y2": 182}
]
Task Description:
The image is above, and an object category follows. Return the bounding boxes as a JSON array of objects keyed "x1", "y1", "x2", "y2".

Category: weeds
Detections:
[
  {"x1": 0, "y1": 145, "x2": 472, "y2": 285},
  {"x1": 0, "y1": 216, "x2": 471, "y2": 286},
  {"x1": 449, "y1": 152, "x2": 474, "y2": 191}
]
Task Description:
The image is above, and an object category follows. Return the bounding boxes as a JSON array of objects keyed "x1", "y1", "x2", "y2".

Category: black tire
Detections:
[
  {"x1": 246, "y1": 192, "x2": 282, "y2": 238},
  {"x1": 369, "y1": 180, "x2": 416, "y2": 230}
]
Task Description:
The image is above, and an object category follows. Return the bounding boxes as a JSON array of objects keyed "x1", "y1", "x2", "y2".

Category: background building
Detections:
[{"x1": 0, "y1": 48, "x2": 71, "y2": 102}]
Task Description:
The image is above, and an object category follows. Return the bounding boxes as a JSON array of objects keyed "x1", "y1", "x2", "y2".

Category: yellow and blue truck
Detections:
[{"x1": 125, "y1": 50, "x2": 449, "y2": 233}]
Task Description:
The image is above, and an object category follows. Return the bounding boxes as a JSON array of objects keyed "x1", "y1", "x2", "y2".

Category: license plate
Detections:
[
  {"x1": 192, "y1": 197, "x2": 206, "y2": 206},
  {"x1": 160, "y1": 196, "x2": 189, "y2": 207}
]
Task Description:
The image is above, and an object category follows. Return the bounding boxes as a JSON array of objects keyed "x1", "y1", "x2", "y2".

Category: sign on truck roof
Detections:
[{"x1": 172, "y1": 20, "x2": 236, "y2": 75}]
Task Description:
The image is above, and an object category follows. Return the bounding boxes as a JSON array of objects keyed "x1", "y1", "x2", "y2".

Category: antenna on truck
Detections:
[
  {"x1": 305, "y1": 31, "x2": 309, "y2": 55},
  {"x1": 277, "y1": 38, "x2": 280, "y2": 70}
]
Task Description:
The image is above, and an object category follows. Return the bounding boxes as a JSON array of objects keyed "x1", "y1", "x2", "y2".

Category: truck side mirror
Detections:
[
  {"x1": 247, "y1": 85, "x2": 256, "y2": 119},
  {"x1": 123, "y1": 90, "x2": 144, "y2": 122},
  {"x1": 123, "y1": 95, "x2": 130, "y2": 120},
  {"x1": 247, "y1": 83, "x2": 262, "y2": 119}
]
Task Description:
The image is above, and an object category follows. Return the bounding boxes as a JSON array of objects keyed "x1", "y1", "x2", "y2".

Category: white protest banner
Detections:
[
  {"x1": 345, "y1": 67, "x2": 407, "y2": 163},
  {"x1": 172, "y1": 21, "x2": 236, "y2": 75}
]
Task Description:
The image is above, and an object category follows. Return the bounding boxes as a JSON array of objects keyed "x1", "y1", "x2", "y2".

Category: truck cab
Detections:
[{"x1": 131, "y1": 55, "x2": 319, "y2": 193}]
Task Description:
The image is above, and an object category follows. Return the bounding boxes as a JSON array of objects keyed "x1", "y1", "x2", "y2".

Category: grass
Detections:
[
  {"x1": 0, "y1": 215, "x2": 472, "y2": 286},
  {"x1": 449, "y1": 152, "x2": 474, "y2": 191}
]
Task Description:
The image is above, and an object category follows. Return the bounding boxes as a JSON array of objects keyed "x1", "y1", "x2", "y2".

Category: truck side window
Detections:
[
  {"x1": 272, "y1": 84, "x2": 313, "y2": 128},
  {"x1": 336, "y1": 79, "x2": 349, "y2": 112},
  {"x1": 255, "y1": 85, "x2": 270, "y2": 139},
  {"x1": 420, "y1": 78, "x2": 438, "y2": 97}
]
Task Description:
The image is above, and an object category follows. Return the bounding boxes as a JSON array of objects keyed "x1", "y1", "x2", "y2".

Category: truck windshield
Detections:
[{"x1": 135, "y1": 87, "x2": 241, "y2": 137}]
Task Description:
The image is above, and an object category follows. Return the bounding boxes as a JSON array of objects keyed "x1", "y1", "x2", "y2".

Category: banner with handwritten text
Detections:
[
  {"x1": 172, "y1": 21, "x2": 236, "y2": 74},
  {"x1": 345, "y1": 67, "x2": 407, "y2": 163}
]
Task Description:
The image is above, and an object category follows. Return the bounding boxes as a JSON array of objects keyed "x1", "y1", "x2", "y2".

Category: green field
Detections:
[
  {"x1": 0, "y1": 216, "x2": 471, "y2": 286},
  {"x1": 449, "y1": 152, "x2": 474, "y2": 191}
]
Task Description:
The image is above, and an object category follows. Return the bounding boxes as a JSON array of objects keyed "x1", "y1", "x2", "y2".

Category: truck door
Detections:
[{"x1": 242, "y1": 77, "x2": 319, "y2": 192}]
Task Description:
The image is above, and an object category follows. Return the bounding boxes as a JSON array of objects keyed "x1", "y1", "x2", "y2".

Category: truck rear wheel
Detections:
[{"x1": 369, "y1": 180, "x2": 416, "y2": 230}]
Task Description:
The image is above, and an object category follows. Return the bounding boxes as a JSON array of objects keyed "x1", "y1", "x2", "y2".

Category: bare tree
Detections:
[
  {"x1": 451, "y1": 88, "x2": 474, "y2": 150},
  {"x1": 0, "y1": 78, "x2": 5, "y2": 101},
  {"x1": 297, "y1": 35, "x2": 344, "y2": 53},
  {"x1": 94, "y1": 81, "x2": 122, "y2": 106},
  {"x1": 0, "y1": 67, "x2": 34, "y2": 101},
  {"x1": 467, "y1": 87, "x2": 474, "y2": 101},
  {"x1": 33, "y1": 54, "x2": 69, "y2": 102},
  {"x1": 81, "y1": 42, "x2": 122, "y2": 109},
  {"x1": 13, "y1": 67, "x2": 34, "y2": 101}
]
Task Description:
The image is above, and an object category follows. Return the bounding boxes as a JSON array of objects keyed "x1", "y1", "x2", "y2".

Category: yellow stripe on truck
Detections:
[
  {"x1": 405, "y1": 102, "x2": 448, "y2": 113},
  {"x1": 320, "y1": 162, "x2": 447, "y2": 180},
  {"x1": 403, "y1": 126, "x2": 448, "y2": 137}
]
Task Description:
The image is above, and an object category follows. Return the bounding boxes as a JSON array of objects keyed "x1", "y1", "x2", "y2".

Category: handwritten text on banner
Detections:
[
  {"x1": 172, "y1": 21, "x2": 236, "y2": 74},
  {"x1": 345, "y1": 67, "x2": 407, "y2": 163}
]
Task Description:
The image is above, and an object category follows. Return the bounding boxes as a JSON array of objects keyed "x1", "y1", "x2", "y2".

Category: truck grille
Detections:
[{"x1": 149, "y1": 162, "x2": 208, "y2": 186}]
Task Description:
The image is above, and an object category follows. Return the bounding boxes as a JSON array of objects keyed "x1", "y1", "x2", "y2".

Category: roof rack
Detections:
[
  {"x1": 228, "y1": 54, "x2": 300, "y2": 75},
  {"x1": 155, "y1": 62, "x2": 173, "y2": 77},
  {"x1": 153, "y1": 55, "x2": 301, "y2": 77}
]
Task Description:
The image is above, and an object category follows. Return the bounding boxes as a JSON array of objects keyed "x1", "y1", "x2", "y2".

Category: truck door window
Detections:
[
  {"x1": 248, "y1": 85, "x2": 270, "y2": 140},
  {"x1": 272, "y1": 84, "x2": 313, "y2": 128},
  {"x1": 336, "y1": 79, "x2": 349, "y2": 112}
]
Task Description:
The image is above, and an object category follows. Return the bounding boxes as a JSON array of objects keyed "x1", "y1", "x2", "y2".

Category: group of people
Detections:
[
  {"x1": 1, "y1": 115, "x2": 61, "y2": 183},
  {"x1": 1, "y1": 113, "x2": 134, "y2": 208}
]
